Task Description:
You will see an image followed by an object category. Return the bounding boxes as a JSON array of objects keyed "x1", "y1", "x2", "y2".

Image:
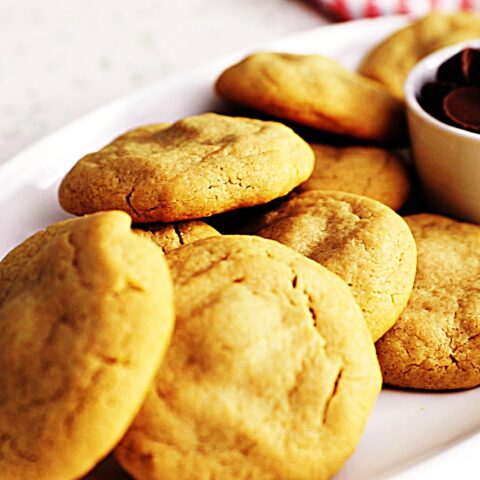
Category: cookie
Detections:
[
  {"x1": 116, "y1": 235, "x2": 381, "y2": 480},
  {"x1": 215, "y1": 52, "x2": 407, "y2": 143},
  {"x1": 376, "y1": 214, "x2": 480, "y2": 390},
  {"x1": 359, "y1": 12, "x2": 480, "y2": 99},
  {"x1": 59, "y1": 113, "x2": 314, "y2": 223},
  {"x1": 297, "y1": 144, "x2": 411, "y2": 211},
  {"x1": 252, "y1": 191, "x2": 417, "y2": 341},
  {"x1": 134, "y1": 220, "x2": 219, "y2": 253},
  {"x1": 0, "y1": 211, "x2": 175, "y2": 479}
]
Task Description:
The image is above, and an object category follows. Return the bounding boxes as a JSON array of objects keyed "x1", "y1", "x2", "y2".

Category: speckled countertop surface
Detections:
[{"x1": 0, "y1": 0, "x2": 328, "y2": 166}]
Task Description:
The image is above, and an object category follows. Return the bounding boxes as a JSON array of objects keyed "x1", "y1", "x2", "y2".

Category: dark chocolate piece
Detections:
[
  {"x1": 444, "y1": 86, "x2": 480, "y2": 132},
  {"x1": 463, "y1": 49, "x2": 480, "y2": 86},
  {"x1": 417, "y1": 48, "x2": 480, "y2": 133},
  {"x1": 437, "y1": 50, "x2": 466, "y2": 84},
  {"x1": 418, "y1": 81, "x2": 456, "y2": 123}
]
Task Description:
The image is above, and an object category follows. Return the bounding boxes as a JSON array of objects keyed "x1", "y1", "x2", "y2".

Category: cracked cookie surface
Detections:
[
  {"x1": 359, "y1": 12, "x2": 480, "y2": 99},
  {"x1": 252, "y1": 191, "x2": 417, "y2": 341},
  {"x1": 376, "y1": 214, "x2": 480, "y2": 390},
  {"x1": 58, "y1": 113, "x2": 314, "y2": 223},
  {"x1": 115, "y1": 235, "x2": 381, "y2": 480},
  {"x1": 0, "y1": 211, "x2": 175, "y2": 479},
  {"x1": 215, "y1": 52, "x2": 406, "y2": 143},
  {"x1": 297, "y1": 144, "x2": 411, "y2": 211},
  {"x1": 134, "y1": 220, "x2": 219, "y2": 253}
]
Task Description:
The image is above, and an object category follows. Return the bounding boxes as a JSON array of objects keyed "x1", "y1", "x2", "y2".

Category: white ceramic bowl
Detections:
[{"x1": 404, "y1": 39, "x2": 480, "y2": 224}]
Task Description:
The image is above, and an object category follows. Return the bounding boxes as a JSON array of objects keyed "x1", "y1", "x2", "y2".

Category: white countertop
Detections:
[{"x1": 0, "y1": 0, "x2": 328, "y2": 166}]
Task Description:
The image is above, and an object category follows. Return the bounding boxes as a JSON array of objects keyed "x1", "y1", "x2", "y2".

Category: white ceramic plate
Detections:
[{"x1": 2, "y1": 16, "x2": 479, "y2": 480}]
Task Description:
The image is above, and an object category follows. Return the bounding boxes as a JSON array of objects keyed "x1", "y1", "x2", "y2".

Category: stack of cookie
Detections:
[{"x1": 1, "y1": 12, "x2": 480, "y2": 480}]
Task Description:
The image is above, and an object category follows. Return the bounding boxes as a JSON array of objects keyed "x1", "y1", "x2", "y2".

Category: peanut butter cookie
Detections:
[
  {"x1": 359, "y1": 12, "x2": 480, "y2": 99},
  {"x1": 0, "y1": 211, "x2": 175, "y2": 479},
  {"x1": 376, "y1": 214, "x2": 480, "y2": 390},
  {"x1": 59, "y1": 114, "x2": 314, "y2": 223},
  {"x1": 253, "y1": 191, "x2": 417, "y2": 341},
  {"x1": 116, "y1": 235, "x2": 381, "y2": 480},
  {"x1": 134, "y1": 220, "x2": 219, "y2": 253},
  {"x1": 215, "y1": 52, "x2": 406, "y2": 143},
  {"x1": 297, "y1": 144, "x2": 411, "y2": 211}
]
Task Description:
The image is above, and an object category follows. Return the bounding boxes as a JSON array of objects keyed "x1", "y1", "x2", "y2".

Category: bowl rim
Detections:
[{"x1": 404, "y1": 38, "x2": 480, "y2": 142}]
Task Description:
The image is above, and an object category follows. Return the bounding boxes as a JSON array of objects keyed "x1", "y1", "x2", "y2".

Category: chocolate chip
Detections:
[
  {"x1": 437, "y1": 50, "x2": 466, "y2": 84},
  {"x1": 444, "y1": 86, "x2": 480, "y2": 132},
  {"x1": 462, "y1": 49, "x2": 480, "y2": 86},
  {"x1": 418, "y1": 81, "x2": 456, "y2": 123}
]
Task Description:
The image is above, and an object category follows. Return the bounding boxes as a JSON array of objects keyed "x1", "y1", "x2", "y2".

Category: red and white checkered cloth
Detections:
[{"x1": 316, "y1": 0, "x2": 480, "y2": 20}]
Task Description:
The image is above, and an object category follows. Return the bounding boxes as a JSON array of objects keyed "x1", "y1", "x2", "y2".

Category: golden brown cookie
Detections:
[
  {"x1": 359, "y1": 12, "x2": 480, "y2": 99},
  {"x1": 59, "y1": 113, "x2": 314, "y2": 223},
  {"x1": 0, "y1": 211, "x2": 175, "y2": 479},
  {"x1": 134, "y1": 220, "x2": 219, "y2": 253},
  {"x1": 297, "y1": 144, "x2": 411, "y2": 211},
  {"x1": 376, "y1": 214, "x2": 480, "y2": 390},
  {"x1": 253, "y1": 191, "x2": 417, "y2": 341},
  {"x1": 215, "y1": 52, "x2": 407, "y2": 143},
  {"x1": 116, "y1": 235, "x2": 381, "y2": 480}
]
